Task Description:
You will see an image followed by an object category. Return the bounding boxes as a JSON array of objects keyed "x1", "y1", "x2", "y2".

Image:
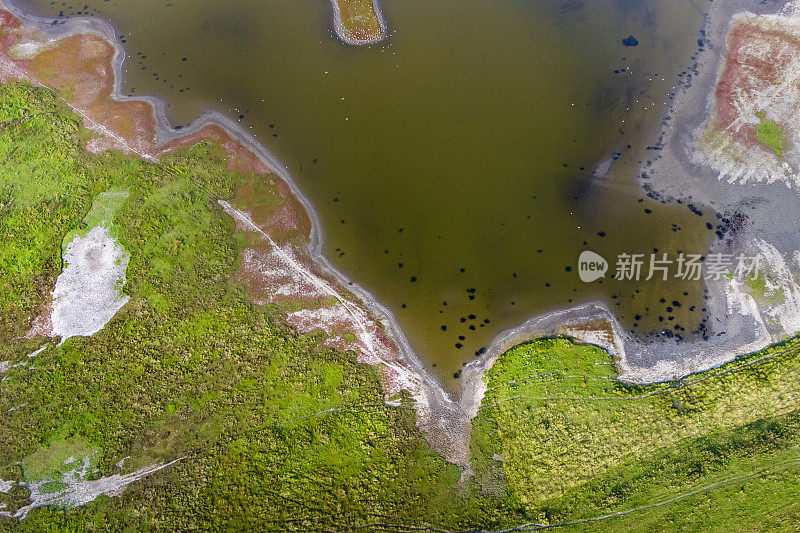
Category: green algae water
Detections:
[{"x1": 20, "y1": 0, "x2": 710, "y2": 389}]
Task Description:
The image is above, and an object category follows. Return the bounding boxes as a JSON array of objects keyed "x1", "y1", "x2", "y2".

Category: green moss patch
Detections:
[
  {"x1": 756, "y1": 115, "x2": 786, "y2": 156},
  {"x1": 747, "y1": 274, "x2": 786, "y2": 305},
  {"x1": 22, "y1": 437, "x2": 98, "y2": 484}
]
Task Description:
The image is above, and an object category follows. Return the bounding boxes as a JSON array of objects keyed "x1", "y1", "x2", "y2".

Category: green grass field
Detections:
[
  {"x1": 1, "y1": 80, "x2": 800, "y2": 530},
  {"x1": 475, "y1": 337, "x2": 800, "y2": 529}
]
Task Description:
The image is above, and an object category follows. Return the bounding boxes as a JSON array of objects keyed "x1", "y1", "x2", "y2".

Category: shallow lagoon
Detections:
[{"x1": 21, "y1": 0, "x2": 710, "y2": 388}]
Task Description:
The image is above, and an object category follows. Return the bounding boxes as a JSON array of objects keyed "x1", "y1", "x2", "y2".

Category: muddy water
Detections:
[{"x1": 20, "y1": 0, "x2": 711, "y2": 390}]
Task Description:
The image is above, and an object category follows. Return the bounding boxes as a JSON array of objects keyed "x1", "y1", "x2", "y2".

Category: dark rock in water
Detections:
[{"x1": 622, "y1": 35, "x2": 639, "y2": 46}]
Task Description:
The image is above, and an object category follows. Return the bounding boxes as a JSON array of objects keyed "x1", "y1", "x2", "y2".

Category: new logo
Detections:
[{"x1": 578, "y1": 251, "x2": 608, "y2": 282}]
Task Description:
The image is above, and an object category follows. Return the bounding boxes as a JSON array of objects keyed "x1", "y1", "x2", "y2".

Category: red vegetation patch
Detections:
[
  {"x1": 714, "y1": 21, "x2": 800, "y2": 144},
  {"x1": 0, "y1": 9, "x2": 19, "y2": 30},
  {"x1": 220, "y1": 201, "x2": 404, "y2": 393},
  {"x1": 160, "y1": 125, "x2": 268, "y2": 174}
]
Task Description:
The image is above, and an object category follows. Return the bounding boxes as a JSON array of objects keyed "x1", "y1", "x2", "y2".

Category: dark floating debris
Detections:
[{"x1": 622, "y1": 35, "x2": 639, "y2": 47}]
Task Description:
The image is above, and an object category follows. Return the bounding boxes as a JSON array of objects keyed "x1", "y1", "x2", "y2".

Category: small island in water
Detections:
[{"x1": 330, "y1": 0, "x2": 386, "y2": 44}]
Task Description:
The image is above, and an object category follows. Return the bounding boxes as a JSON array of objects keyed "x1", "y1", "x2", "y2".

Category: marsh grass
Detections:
[{"x1": 476, "y1": 337, "x2": 800, "y2": 528}]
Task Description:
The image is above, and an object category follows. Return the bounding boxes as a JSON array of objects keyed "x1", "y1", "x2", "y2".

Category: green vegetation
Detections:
[
  {"x1": 476, "y1": 337, "x2": 800, "y2": 529},
  {"x1": 0, "y1": 82, "x2": 97, "y2": 342},
  {"x1": 61, "y1": 188, "x2": 128, "y2": 247},
  {"x1": 747, "y1": 274, "x2": 786, "y2": 305},
  {"x1": 2, "y1": 79, "x2": 800, "y2": 530},
  {"x1": 22, "y1": 438, "x2": 97, "y2": 484},
  {"x1": 756, "y1": 114, "x2": 786, "y2": 156}
]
